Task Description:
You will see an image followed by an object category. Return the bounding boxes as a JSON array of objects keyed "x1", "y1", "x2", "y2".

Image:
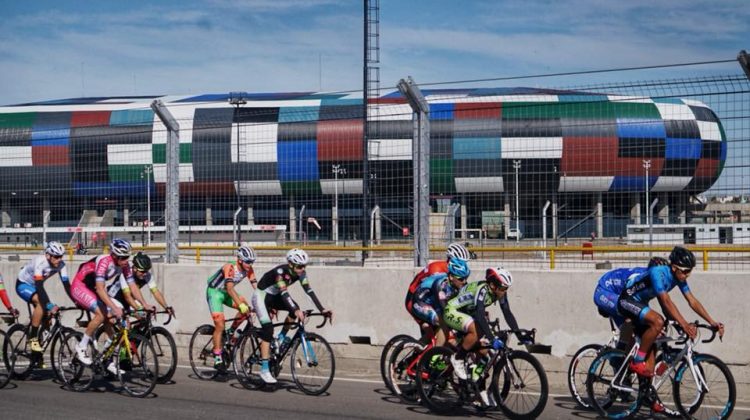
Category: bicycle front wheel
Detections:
[
  {"x1": 414, "y1": 346, "x2": 461, "y2": 415},
  {"x1": 0, "y1": 330, "x2": 10, "y2": 388},
  {"x1": 3, "y1": 324, "x2": 33, "y2": 379},
  {"x1": 290, "y1": 332, "x2": 335, "y2": 395},
  {"x1": 57, "y1": 330, "x2": 94, "y2": 392},
  {"x1": 388, "y1": 337, "x2": 423, "y2": 403},
  {"x1": 119, "y1": 332, "x2": 158, "y2": 397},
  {"x1": 150, "y1": 327, "x2": 177, "y2": 383},
  {"x1": 674, "y1": 354, "x2": 735, "y2": 420},
  {"x1": 494, "y1": 350, "x2": 548, "y2": 419},
  {"x1": 188, "y1": 324, "x2": 219, "y2": 380},
  {"x1": 233, "y1": 332, "x2": 264, "y2": 390},
  {"x1": 586, "y1": 348, "x2": 642, "y2": 419},
  {"x1": 379, "y1": 333, "x2": 413, "y2": 393},
  {"x1": 567, "y1": 343, "x2": 603, "y2": 409}
]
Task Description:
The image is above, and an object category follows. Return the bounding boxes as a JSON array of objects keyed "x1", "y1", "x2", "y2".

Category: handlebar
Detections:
[
  {"x1": 301, "y1": 309, "x2": 332, "y2": 329},
  {"x1": 669, "y1": 320, "x2": 719, "y2": 345}
]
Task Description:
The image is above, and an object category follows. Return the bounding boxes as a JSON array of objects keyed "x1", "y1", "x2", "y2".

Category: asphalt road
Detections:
[{"x1": 2, "y1": 365, "x2": 749, "y2": 419}]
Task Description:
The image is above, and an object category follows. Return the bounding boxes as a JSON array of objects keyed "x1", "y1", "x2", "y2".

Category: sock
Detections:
[
  {"x1": 29, "y1": 325, "x2": 40, "y2": 340},
  {"x1": 79, "y1": 334, "x2": 91, "y2": 348},
  {"x1": 261, "y1": 359, "x2": 270, "y2": 372},
  {"x1": 456, "y1": 347, "x2": 468, "y2": 359},
  {"x1": 633, "y1": 350, "x2": 647, "y2": 363}
]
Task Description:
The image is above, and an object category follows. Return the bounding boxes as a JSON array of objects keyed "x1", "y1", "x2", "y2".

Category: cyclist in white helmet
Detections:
[
  {"x1": 251, "y1": 248, "x2": 333, "y2": 384},
  {"x1": 15, "y1": 241, "x2": 71, "y2": 353}
]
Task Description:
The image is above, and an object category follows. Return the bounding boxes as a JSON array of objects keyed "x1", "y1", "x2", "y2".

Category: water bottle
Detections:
[{"x1": 228, "y1": 328, "x2": 242, "y2": 346}]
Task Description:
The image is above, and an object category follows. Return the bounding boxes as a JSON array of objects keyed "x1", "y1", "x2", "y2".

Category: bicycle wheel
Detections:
[
  {"x1": 57, "y1": 331, "x2": 94, "y2": 392},
  {"x1": 649, "y1": 352, "x2": 684, "y2": 418},
  {"x1": 0, "y1": 330, "x2": 10, "y2": 388},
  {"x1": 379, "y1": 333, "x2": 413, "y2": 392},
  {"x1": 674, "y1": 354, "x2": 735, "y2": 420},
  {"x1": 49, "y1": 327, "x2": 77, "y2": 383},
  {"x1": 150, "y1": 327, "x2": 177, "y2": 383},
  {"x1": 290, "y1": 332, "x2": 335, "y2": 395},
  {"x1": 567, "y1": 343, "x2": 603, "y2": 409},
  {"x1": 493, "y1": 350, "x2": 548, "y2": 419},
  {"x1": 188, "y1": 324, "x2": 219, "y2": 380},
  {"x1": 118, "y1": 332, "x2": 158, "y2": 397},
  {"x1": 3, "y1": 324, "x2": 33, "y2": 379},
  {"x1": 414, "y1": 346, "x2": 462, "y2": 415},
  {"x1": 388, "y1": 338, "x2": 423, "y2": 403},
  {"x1": 233, "y1": 331, "x2": 265, "y2": 390},
  {"x1": 586, "y1": 348, "x2": 643, "y2": 419}
]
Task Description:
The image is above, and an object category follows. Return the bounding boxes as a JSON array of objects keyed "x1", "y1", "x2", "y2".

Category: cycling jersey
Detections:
[
  {"x1": 406, "y1": 261, "x2": 448, "y2": 303},
  {"x1": 443, "y1": 281, "x2": 509, "y2": 340},
  {"x1": 408, "y1": 273, "x2": 459, "y2": 326},
  {"x1": 253, "y1": 264, "x2": 324, "y2": 323},
  {"x1": 17, "y1": 255, "x2": 69, "y2": 285},
  {"x1": 71, "y1": 255, "x2": 134, "y2": 312},
  {"x1": 623, "y1": 265, "x2": 690, "y2": 303},
  {"x1": 0, "y1": 274, "x2": 13, "y2": 310},
  {"x1": 108, "y1": 271, "x2": 157, "y2": 305},
  {"x1": 206, "y1": 262, "x2": 253, "y2": 291}
]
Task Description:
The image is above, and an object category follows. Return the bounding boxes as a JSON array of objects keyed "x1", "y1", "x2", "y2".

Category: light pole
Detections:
[
  {"x1": 141, "y1": 165, "x2": 152, "y2": 246},
  {"x1": 513, "y1": 160, "x2": 521, "y2": 243},
  {"x1": 332, "y1": 164, "x2": 347, "y2": 245},
  {"x1": 643, "y1": 159, "x2": 652, "y2": 246}
]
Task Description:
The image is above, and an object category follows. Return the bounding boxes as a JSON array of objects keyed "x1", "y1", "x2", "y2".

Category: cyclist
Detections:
[
  {"x1": 107, "y1": 252, "x2": 171, "y2": 316},
  {"x1": 405, "y1": 242, "x2": 471, "y2": 343},
  {"x1": 15, "y1": 241, "x2": 70, "y2": 353},
  {"x1": 70, "y1": 238, "x2": 134, "y2": 374},
  {"x1": 593, "y1": 246, "x2": 724, "y2": 379},
  {"x1": 444, "y1": 267, "x2": 528, "y2": 407},
  {"x1": 1, "y1": 274, "x2": 20, "y2": 318},
  {"x1": 406, "y1": 258, "x2": 470, "y2": 347},
  {"x1": 205, "y1": 245, "x2": 256, "y2": 370},
  {"x1": 251, "y1": 248, "x2": 333, "y2": 384}
]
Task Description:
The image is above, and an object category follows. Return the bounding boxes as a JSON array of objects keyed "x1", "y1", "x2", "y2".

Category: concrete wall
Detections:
[{"x1": 1, "y1": 260, "x2": 747, "y2": 373}]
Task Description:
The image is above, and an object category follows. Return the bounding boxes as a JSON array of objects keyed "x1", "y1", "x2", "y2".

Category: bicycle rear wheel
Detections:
[
  {"x1": 49, "y1": 327, "x2": 77, "y2": 383},
  {"x1": 188, "y1": 324, "x2": 219, "y2": 380},
  {"x1": 414, "y1": 346, "x2": 462, "y2": 415},
  {"x1": 290, "y1": 332, "x2": 335, "y2": 395},
  {"x1": 674, "y1": 354, "x2": 735, "y2": 420},
  {"x1": 3, "y1": 324, "x2": 33, "y2": 379},
  {"x1": 567, "y1": 343, "x2": 603, "y2": 409},
  {"x1": 379, "y1": 333, "x2": 413, "y2": 393},
  {"x1": 586, "y1": 348, "x2": 643, "y2": 419},
  {"x1": 150, "y1": 327, "x2": 177, "y2": 383},
  {"x1": 57, "y1": 331, "x2": 94, "y2": 392},
  {"x1": 494, "y1": 350, "x2": 548, "y2": 419},
  {"x1": 118, "y1": 332, "x2": 158, "y2": 397},
  {"x1": 0, "y1": 330, "x2": 10, "y2": 388},
  {"x1": 388, "y1": 337, "x2": 423, "y2": 403},
  {"x1": 233, "y1": 332, "x2": 264, "y2": 390}
]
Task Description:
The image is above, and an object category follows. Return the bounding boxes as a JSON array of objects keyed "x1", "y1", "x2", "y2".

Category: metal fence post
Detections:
[{"x1": 151, "y1": 100, "x2": 180, "y2": 263}]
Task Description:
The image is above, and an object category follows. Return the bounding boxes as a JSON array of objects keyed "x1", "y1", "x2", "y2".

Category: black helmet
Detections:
[
  {"x1": 669, "y1": 246, "x2": 696, "y2": 269},
  {"x1": 132, "y1": 252, "x2": 152, "y2": 271}
]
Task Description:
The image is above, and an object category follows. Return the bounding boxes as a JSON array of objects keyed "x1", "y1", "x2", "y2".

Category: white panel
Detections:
[
  {"x1": 107, "y1": 144, "x2": 152, "y2": 165},
  {"x1": 320, "y1": 179, "x2": 364, "y2": 195},
  {"x1": 368, "y1": 139, "x2": 412, "y2": 160},
  {"x1": 655, "y1": 103, "x2": 694, "y2": 120},
  {"x1": 559, "y1": 176, "x2": 614, "y2": 192},
  {"x1": 455, "y1": 177, "x2": 504, "y2": 193},
  {"x1": 697, "y1": 120, "x2": 721, "y2": 141},
  {"x1": 369, "y1": 104, "x2": 412, "y2": 120},
  {"x1": 501, "y1": 137, "x2": 563, "y2": 159},
  {"x1": 236, "y1": 180, "x2": 283, "y2": 196},
  {"x1": 151, "y1": 105, "x2": 195, "y2": 144},
  {"x1": 606, "y1": 95, "x2": 653, "y2": 104},
  {"x1": 233, "y1": 123, "x2": 278, "y2": 163},
  {"x1": 152, "y1": 163, "x2": 194, "y2": 183},
  {"x1": 651, "y1": 176, "x2": 692, "y2": 192},
  {"x1": 0, "y1": 147, "x2": 32, "y2": 166}
]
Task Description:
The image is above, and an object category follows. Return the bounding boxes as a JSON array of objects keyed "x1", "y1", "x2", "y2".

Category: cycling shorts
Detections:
[
  {"x1": 617, "y1": 295, "x2": 651, "y2": 323},
  {"x1": 71, "y1": 278, "x2": 103, "y2": 312},
  {"x1": 443, "y1": 307, "x2": 474, "y2": 334},
  {"x1": 15, "y1": 280, "x2": 37, "y2": 303},
  {"x1": 593, "y1": 285, "x2": 625, "y2": 326},
  {"x1": 206, "y1": 287, "x2": 241, "y2": 314},
  {"x1": 409, "y1": 298, "x2": 441, "y2": 327},
  {"x1": 251, "y1": 289, "x2": 292, "y2": 326}
]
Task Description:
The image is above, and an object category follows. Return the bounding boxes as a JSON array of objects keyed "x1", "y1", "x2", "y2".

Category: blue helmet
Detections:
[
  {"x1": 447, "y1": 257, "x2": 470, "y2": 279},
  {"x1": 110, "y1": 238, "x2": 132, "y2": 257}
]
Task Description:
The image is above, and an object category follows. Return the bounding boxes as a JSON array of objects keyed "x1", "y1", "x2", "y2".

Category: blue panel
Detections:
[
  {"x1": 278, "y1": 106, "x2": 320, "y2": 123},
  {"x1": 610, "y1": 176, "x2": 656, "y2": 192},
  {"x1": 616, "y1": 118, "x2": 666, "y2": 138},
  {"x1": 31, "y1": 128, "x2": 70, "y2": 145},
  {"x1": 429, "y1": 103, "x2": 454, "y2": 120},
  {"x1": 110, "y1": 109, "x2": 154, "y2": 126},
  {"x1": 175, "y1": 94, "x2": 230, "y2": 103},
  {"x1": 277, "y1": 140, "x2": 319, "y2": 182},
  {"x1": 665, "y1": 138, "x2": 702, "y2": 159},
  {"x1": 73, "y1": 181, "x2": 146, "y2": 197},
  {"x1": 558, "y1": 94, "x2": 608, "y2": 102},
  {"x1": 320, "y1": 98, "x2": 362, "y2": 107},
  {"x1": 452, "y1": 137, "x2": 500, "y2": 160},
  {"x1": 720, "y1": 141, "x2": 727, "y2": 161},
  {"x1": 652, "y1": 97, "x2": 684, "y2": 104}
]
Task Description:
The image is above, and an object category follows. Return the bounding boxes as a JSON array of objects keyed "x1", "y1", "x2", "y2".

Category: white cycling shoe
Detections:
[
  {"x1": 107, "y1": 361, "x2": 124, "y2": 376},
  {"x1": 479, "y1": 390, "x2": 497, "y2": 408},
  {"x1": 75, "y1": 345, "x2": 92, "y2": 366},
  {"x1": 450, "y1": 354, "x2": 468, "y2": 380},
  {"x1": 259, "y1": 370, "x2": 277, "y2": 384}
]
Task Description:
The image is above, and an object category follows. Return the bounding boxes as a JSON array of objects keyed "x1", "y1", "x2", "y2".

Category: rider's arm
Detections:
[
  {"x1": 59, "y1": 265, "x2": 72, "y2": 299},
  {"x1": 498, "y1": 295, "x2": 521, "y2": 334},
  {"x1": 225, "y1": 280, "x2": 244, "y2": 308},
  {"x1": 300, "y1": 276, "x2": 325, "y2": 312},
  {"x1": 35, "y1": 275, "x2": 54, "y2": 310},
  {"x1": 472, "y1": 298, "x2": 495, "y2": 340},
  {"x1": 278, "y1": 274, "x2": 301, "y2": 313},
  {"x1": 128, "y1": 282, "x2": 151, "y2": 310},
  {"x1": 655, "y1": 291, "x2": 691, "y2": 330},
  {"x1": 0, "y1": 279, "x2": 13, "y2": 311},
  {"x1": 94, "y1": 259, "x2": 123, "y2": 314},
  {"x1": 683, "y1": 291, "x2": 722, "y2": 330}
]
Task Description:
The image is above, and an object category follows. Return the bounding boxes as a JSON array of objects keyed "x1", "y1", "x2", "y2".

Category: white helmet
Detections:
[
  {"x1": 485, "y1": 267, "x2": 513, "y2": 288},
  {"x1": 446, "y1": 242, "x2": 471, "y2": 261},
  {"x1": 110, "y1": 238, "x2": 132, "y2": 257},
  {"x1": 45, "y1": 241, "x2": 65, "y2": 257},
  {"x1": 237, "y1": 245, "x2": 256, "y2": 263},
  {"x1": 286, "y1": 248, "x2": 309, "y2": 266}
]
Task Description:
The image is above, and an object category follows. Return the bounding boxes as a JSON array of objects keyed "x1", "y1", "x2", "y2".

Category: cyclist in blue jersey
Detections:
[{"x1": 593, "y1": 246, "x2": 724, "y2": 378}]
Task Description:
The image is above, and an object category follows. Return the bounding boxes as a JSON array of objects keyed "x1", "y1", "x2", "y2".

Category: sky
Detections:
[{"x1": 0, "y1": 0, "x2": 747, "y2": 105}]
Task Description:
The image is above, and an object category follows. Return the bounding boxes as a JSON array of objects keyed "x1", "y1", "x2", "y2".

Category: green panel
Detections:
[
  {"x1": 109, "y1": 164, "x2": 148, "y2": 182},
  {"x1": 430, "y1": 158, "x2": 455, "y2": 194},
  {"x1": 152, "y1": 143, "x2": 192, "y2": 164},
  {"x1": 611, "y1": 102, "x2": 661, "y2": 119},
  {"x1": 0, "y1": 112, "x2": 36, "y2": 128},
  {"x1": 502, "y1": 101, "x2": 621, "y2": 119},
  {"x1": 281, "y1": 181, "x2": 322, "y2": 196}
]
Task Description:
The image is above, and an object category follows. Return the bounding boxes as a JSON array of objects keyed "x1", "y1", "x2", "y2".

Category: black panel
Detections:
[
  {"x1": 33, "y1": 112, "x2": 71, "y2": 127},
  {"x1": 453, "y1": 119, "x2": 502, "y2": 138},
  {"x1": 367, "y1": 120, "x2": 411, "y2": 139},
  {"x1": 430, "y1": 120, "x2": 454, "y2": 138},
  {"x1": 662, "y1": 159, "x2": 698, "y2": 177},
  {"x1": 234, "y1": 107, "x2": 279, "y2": 124},
  {"x1": 688, "y1": 106, "x2": 718, "y2": 122},
  {"x1": 192, "y1": 142, "x2": 231, "y2": 181},
  {"x1": 430, "y1": 137, "x2": 452, "y2": 158},
  {"x1": 501, "y1": 158, "x2": 560, "y2": 193},
  {"x1": 0, "y1": 166, "x2": 71, "y2": 192},
  {"x1": 618, "y1": 138, "x2": 666, "y2": 158},
  {"x1": 368, "y1": 160, "x2": 412, "y2": 197},
  {"x1": 235, "y1": 162, "x2": 278, "y2": 181},
  {"x1": 318, "y1": 105, "x2": 363, "y2": 120},
  {"x1": 70, "y1": 140, "x2": 108, "y2": 182},
  {"x1": 277, "y1": 122, "x2": 317, "y2": 141},
  {"x1": 454, "y1": 159, "x2": 503, "y2": 177},
  {"x1": 502, "y1": 118, "x2": 562, "y2": 137},
  {"x1": 664, "y1": 120, "x2": 700, "y2": 139},
  {"x1": 560, "y1": 118, "x2": 618, "y2": 137},
  {"x1": 70, "y1": 125, "x2": 151, "y2": 145},
  {"x1": 0, "y1": 127, "x2": 31, "y2": 145},
  {"x1": 685, "y1": 176, "x2": 716, "y2": 192},
  {"x1": 194, "y1": 108, "x2": 234, "y2": 127},
  {"x1": 701, "y1": 141, "x2": 722, "y2": 159}
]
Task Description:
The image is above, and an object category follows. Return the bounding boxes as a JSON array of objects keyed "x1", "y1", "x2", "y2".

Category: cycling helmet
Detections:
[
  {"x1": 446, "y1": 242, "x2": 471, "y2": 261},
  {"x1": 237, "y1": 245, "x2": 256, "y2": 264},
  {"x1": 132, "y1": 252, "x2": 152, "y2": 271},
  {"x1": 485, "y1": 267, "x2": 513, "y2": 289},
  {"x1": 648, "y1": 256, "x2": 670, "y2": 268},
  {"x1": 447, "y1": 257, "x2": 471, "y2": 279},
  {"x1": 669, "y1": 246, "x2": 696, "y2": 269},
  {"x1": 45, "y1": 241, "x2": 65, "y2": 257},
  {"x1": 286, "y1": 248, "x2": 309, "y2": 266},
  {"x1": 110, "y1": 238, "x2": 132, "y2": 257}
]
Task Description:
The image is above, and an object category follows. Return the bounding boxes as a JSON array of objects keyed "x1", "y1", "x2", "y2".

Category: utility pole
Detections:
[
  {"x1": 513, "y1": 160, "x2": 522, "y2": 243},
  {"x1": 142, "y1": 165, "x2": 152, "y2": 246},
  {"x1": 643, "y1": 159, "x2": 652, "y2": 245}
]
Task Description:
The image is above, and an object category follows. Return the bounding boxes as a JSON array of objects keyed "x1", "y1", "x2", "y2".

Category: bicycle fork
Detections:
[{"x1": 298, "y1": 333, "x2": 318, "y2": 367}]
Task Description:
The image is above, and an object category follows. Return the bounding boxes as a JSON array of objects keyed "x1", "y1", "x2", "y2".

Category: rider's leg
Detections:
[
  {"x1": 638, "y1": 310, "x2": 664, "y2": 371},
  {"x1": 211, "y1": 312, "x2": 225, "y2": 354},
  {"x1": 29, "y1": 294, "x2": 43, "y2": 338}
]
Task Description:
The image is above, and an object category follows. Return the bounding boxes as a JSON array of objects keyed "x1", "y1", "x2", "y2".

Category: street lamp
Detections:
[
  {"x1": 513, "y1": 160, "x2": 521, "y2": 243},
  {"x1": 141, "y1": 165, "x2": 152, "y2": 246},
  {"x1": 332, "y1": 164, "x2": 347, "y2": 245},
  {"x1": 229, "y1": 92, "x2": 248, "y2": 242},
  {"x1": 643, "y1": 159, "x2": 652, "y2": 246}
]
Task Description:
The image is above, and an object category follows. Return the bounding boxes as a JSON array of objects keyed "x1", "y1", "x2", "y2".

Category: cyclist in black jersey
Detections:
[
  {"x1": 107, "y1": 252, "x2": 172, "y2": 316},
  {"x1": 251, "y1": 248, "x2": 333, "y2": 384}
]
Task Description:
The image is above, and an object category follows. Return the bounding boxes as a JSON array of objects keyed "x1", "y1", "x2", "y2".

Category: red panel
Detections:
[
  {"x1": 454, "y1": 102, "x2": 502, "y2": 119},
  {"x1": 694, "y1": 159, "x2": 719, "y2": 178},
  {"x1": 70, "y1": 111, "x2": 111, "y2": 127},
  {"x1": 32, "y1": 145, "x2": 69, "y2": 166},
  {"x1": 317, "y1": 119, "x2": 363, "y2": 160},
  {"x1": 155, "y1": 182, "x2": 236, "y2": 197},
  {"x1": 561, "y1": 137, "x2": 617, "y2": 176},
  {"x1": 611, "y1": 157, "x2": 664, "y2": 176}
]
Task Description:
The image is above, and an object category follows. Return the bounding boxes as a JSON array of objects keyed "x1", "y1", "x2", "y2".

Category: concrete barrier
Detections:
[{"x1": 1, "y1": 260, "x2": 747, "y2": 388}]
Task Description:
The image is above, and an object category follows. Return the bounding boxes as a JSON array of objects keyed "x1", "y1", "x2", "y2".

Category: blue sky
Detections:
[{"x1": 1, "y1": 0, "x2": 747, "y2": 105}]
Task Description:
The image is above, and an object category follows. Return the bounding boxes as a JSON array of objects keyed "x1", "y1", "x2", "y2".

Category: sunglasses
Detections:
[
  {"x1": 676, "y1": 267, "x2": 692, "y2": 275},
  {"x1": 293, "y1": 264, "x2": 307, "y2": 270},
  {"x1": 50, "y1": 255, "x2": 63, "y2": 260},
  {"x1": 114, "y1": 255, "x2": 130, "y2": 261}
]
